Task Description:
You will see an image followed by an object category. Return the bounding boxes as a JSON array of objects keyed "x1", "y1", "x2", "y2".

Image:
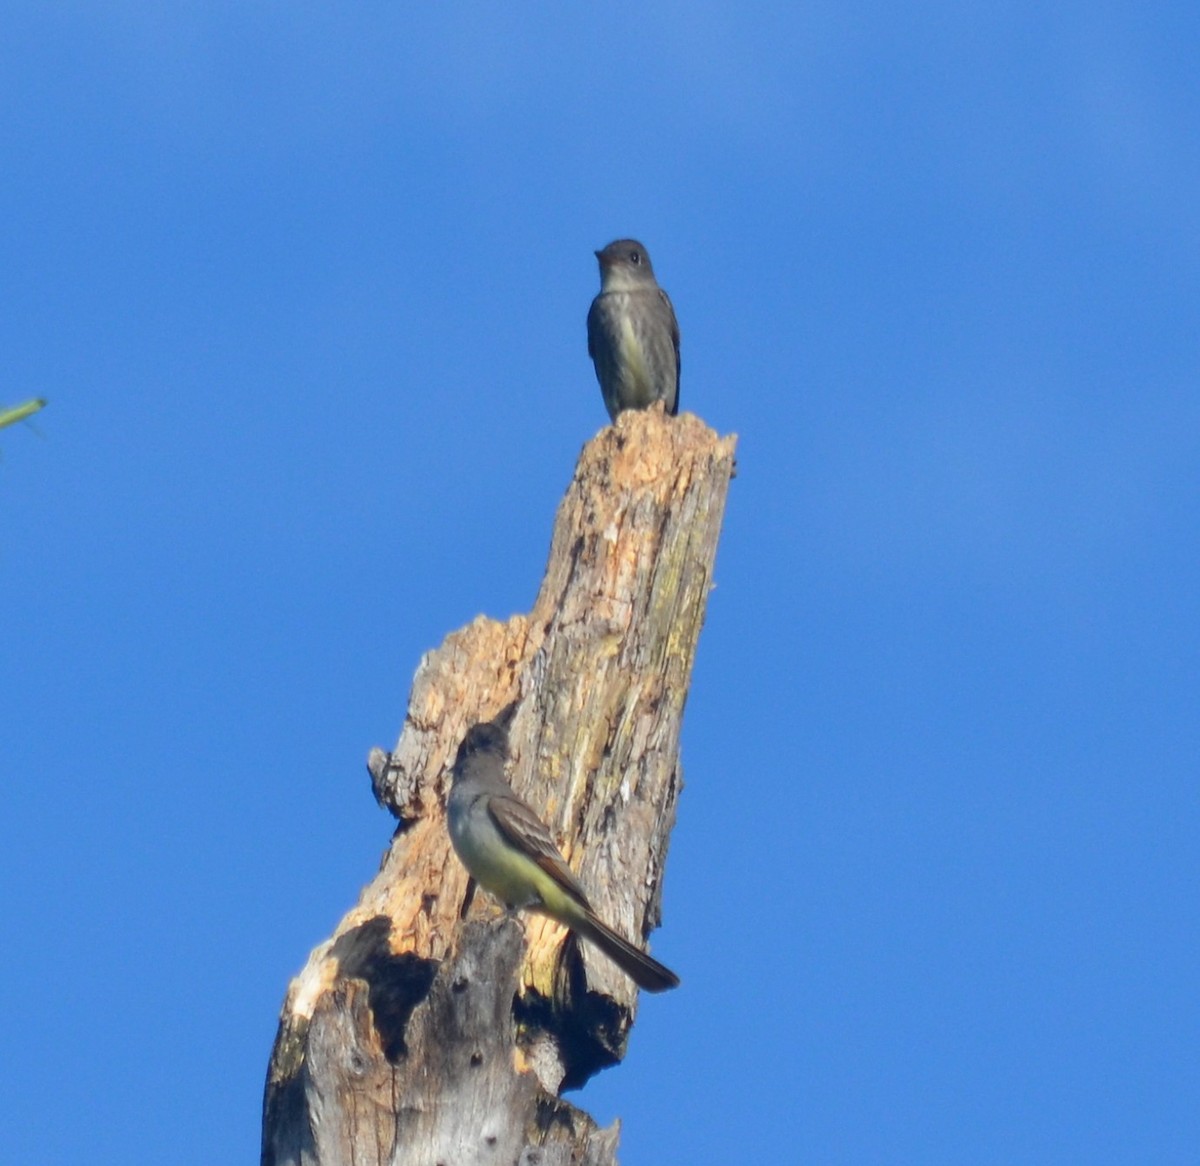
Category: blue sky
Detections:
[{"x1": 3, "y1": 4, "x2": 1198, "y2": 1163}]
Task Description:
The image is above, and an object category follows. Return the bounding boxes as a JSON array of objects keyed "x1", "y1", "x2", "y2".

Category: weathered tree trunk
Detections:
[{"x1": 262, "y1": 407, "x2": 736, "y2": 1166}]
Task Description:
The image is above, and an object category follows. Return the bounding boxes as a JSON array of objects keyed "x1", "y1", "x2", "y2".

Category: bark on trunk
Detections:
[{"x1": 262, "y1": 407, "x2": 736, "y2": 1166}]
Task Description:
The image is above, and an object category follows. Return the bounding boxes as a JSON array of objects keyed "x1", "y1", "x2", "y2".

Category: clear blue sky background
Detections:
[{"x1": 3, "y1": 5, "x2": 1197, "y2": 1163}]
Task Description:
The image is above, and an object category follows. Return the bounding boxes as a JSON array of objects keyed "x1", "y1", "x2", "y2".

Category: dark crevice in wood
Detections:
[
  {"x1": 513, "y1": 933, "x2": 628, "y2": 1091},
  {"x1": 331, "y1": 918, "x2": 439, "y2": 1063}
]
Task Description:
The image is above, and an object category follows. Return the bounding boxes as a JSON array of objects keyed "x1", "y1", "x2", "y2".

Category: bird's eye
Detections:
[{"x1": 630, "y1": 250, "x2": 642, "y2": 264}]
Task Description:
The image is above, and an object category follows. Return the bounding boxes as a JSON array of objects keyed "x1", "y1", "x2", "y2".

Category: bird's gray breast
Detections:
[{"x1": 587, "y1": 290, "x2": 677, "y2": 418}]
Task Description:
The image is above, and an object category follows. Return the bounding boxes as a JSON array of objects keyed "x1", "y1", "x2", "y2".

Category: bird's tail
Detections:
[{"x1": 574, "y1": 911, "x2": 680, "y2": 993}]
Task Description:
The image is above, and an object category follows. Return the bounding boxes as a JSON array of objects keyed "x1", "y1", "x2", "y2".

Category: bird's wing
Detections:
[
  {"x1": 659, "y1": 288, "x2": 681, "y2": 400},
  {"x1": 487, "y1": 791, "x2": 591, "y2": 908},
  {"x1": 586, "y1": 296, "x2": 601, "y2": 361}
]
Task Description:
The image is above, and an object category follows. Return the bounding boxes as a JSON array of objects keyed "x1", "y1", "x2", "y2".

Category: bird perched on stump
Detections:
[
  {"x1": 587, "y1": 238, "x2": 680, "y2": 422},
  {"x1": 446, "y1": 712, "x2": 680, "y2": 993}
]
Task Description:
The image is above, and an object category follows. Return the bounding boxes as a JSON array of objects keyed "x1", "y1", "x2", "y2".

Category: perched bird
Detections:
[
  {"x1": 446, "y1": 714, "x2": 680, "y2": 993},
  {"x1": 587, "y1": 238, "x2": 680, "y2": 421}
]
